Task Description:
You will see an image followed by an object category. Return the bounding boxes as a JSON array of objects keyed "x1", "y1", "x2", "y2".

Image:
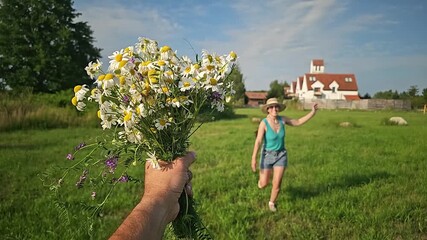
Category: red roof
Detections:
[
  {"x1": 312, "y1": 59, "x2": 324, "y2": 66},
  {"x1": 298, "y1": 76, "x2": 303, "y2": 89},
  {"x1": 344, "y1": 95, "x2": 360, "y2": 100},
  {"x1": 291, "y1": 81, "x2": 297, "y2": 92},
  {"x1": 305, "y1": 73, "x2": 358, "y2": 91},
  {"x1": 245, "y1": 91, "x2": 267, "y2": 100}
]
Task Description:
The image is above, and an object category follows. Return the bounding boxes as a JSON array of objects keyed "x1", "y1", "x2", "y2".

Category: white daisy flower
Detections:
[
  {"x1": 146, "y1": 152, "x2": 160, "y2": 169},
  {"x1": 155, "y1": 118, "x2": 171, "y2": 130},
  {"x1": 226, "y1": 51, "x2": 238, "y2": 62},
  {"x1": 136, "y1": 104, "x2": 147, "y2": 117},
  {"x1": 179, "y1": 78, "x2": 195, "y2": 92},
  {"x1": 85, "y1": 59, "x2": 102, "y2": 79},
  {"x1": 160, "y1": 45, "x2": 174, "y2": 60},
  {"x1": 88, "y1": 88, "x2": 102, "y2": 102},
  {"x1": 76, "y1": 101, "x2": 86, "y2": 111},
  {"x1": 74, "y1": 84, "x2": 89, "y2": 101},
  {"x1": 108, "y1": 49, "x2": 130, "y2": 71}
]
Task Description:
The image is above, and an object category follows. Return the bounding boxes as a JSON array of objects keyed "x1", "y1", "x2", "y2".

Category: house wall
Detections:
[{"x1": 247, "y1": 99, "x2": 265, "y2": 107}]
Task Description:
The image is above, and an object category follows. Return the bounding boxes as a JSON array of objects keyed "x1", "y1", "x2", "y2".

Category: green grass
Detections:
[{"x1": 1, "y1": 108, "x2": 426, "y2": 239}]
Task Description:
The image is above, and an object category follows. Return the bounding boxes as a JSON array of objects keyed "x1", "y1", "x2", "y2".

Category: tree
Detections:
[
  {"x1": 227, "y1": 64, "x2": 246, "y2": 105},
  {"x1": 0, "y1": 0, "x2": 101, "y2": 93},
  {"x1": 407, "y1": 85, "x2": 419, "y2": 97},
  {"x1": 373, "y1": 89, "x2": 398, "y2": 99},
  {"x1": 360, "y1": 93, "x2": 371, "y2": 99},
  {"x1": 423, "y1": 88, "x2": 427, "y2": 102},
  {"x1": 267, "y1": 80, "x2": 287, "y2": 100}
]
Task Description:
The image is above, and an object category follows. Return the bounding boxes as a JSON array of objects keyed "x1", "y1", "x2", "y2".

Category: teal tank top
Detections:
[{"x1": 263, "y1": 117, "x2": 285, "y2": 151}]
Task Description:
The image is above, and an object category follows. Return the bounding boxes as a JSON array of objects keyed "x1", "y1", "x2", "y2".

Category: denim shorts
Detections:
[{"x1": 260, "y1": 149, "x2": 288, "y2": 169}]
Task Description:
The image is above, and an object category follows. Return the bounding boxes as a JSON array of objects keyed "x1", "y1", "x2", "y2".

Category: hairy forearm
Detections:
[{"x1": 109, "y1": 198, "x2": 169, "y2": 240}]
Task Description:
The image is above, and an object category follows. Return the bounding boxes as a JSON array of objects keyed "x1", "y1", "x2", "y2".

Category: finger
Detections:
[
  {"x1": 185, "y1": 182, "x2": 193, "y2": 197},
  {"x1": 177, "y1": 151, "x2": 196, "y2": 168},
  {"x1": 186, "y1": 170, "x2": 193, "y2": 183}
]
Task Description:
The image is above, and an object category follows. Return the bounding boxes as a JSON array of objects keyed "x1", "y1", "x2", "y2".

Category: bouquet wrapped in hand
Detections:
[{"x1": 65, "y1": 37, "x2": 237, "y2": 239}]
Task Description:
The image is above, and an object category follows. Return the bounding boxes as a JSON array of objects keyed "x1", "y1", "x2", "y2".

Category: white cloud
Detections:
[
  {"x1": 76, "y1": 2, "x2": 182, "y2": 59},
  {"x1": 74, "y1": 0, "x2": 427, "y2": 94}
]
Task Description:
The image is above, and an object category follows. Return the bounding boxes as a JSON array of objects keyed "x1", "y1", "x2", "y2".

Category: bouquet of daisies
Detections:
[{"x1": 63, "y1": 37, "x2": 237, "y2": 238}]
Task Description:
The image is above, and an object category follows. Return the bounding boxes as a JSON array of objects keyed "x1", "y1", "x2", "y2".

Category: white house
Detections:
[{"x1": 287, "y1": 59, "x2": 360, "y2": 100}]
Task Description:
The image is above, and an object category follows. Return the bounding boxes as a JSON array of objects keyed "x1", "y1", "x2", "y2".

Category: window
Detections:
[
  {"x1": 309, "y1": 76, "x2": 316, "y2": 82},
  {"x1": 332, "y1": 87, "x2": 336, "y2": 93},
  {"x1": 345, "y1": 77, "x2": 352, "y2": 82}
]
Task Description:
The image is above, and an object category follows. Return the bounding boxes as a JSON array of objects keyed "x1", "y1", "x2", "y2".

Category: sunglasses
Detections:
[{"x1": 268, "y1": 105, "x2": 280, "y2": 110}]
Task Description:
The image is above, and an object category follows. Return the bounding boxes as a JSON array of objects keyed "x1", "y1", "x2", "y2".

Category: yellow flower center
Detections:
[
  {"x1": 183, "y1": 82, "x2": 190, "y2": 87},
  {"x1": 210, "y1": 78, "x2": 217, "y2": 85},
  {"x1": 160, "y1": 46, "x2": 171, "y2": 53},
  {"x1": 206, "y1": 65, "x2": 214, "y2": 71},
  {"x1": 73, "y1": 85, "x2": 82, "y2": 93},
  {"x1": 157, "y1": 60, "x2": 166, "y2": 66},
  {"x1": 149, "y1": 77, "x2": 158, "y2": 84},
  {"x1": 97, "y1": 75, "x2": 105, "y2": 81},
  {"x1": 124, "y1": 111, "x2": 132, "y2": 122},
  {"x1": 104, "y1": 73, "x2": 114, "y2": 80},
  {"x1": 71, "y1": 97, "x2": 77, "y2": 106},
  {"x1": 119, "y1": 60, "x2": 128, "y2": 68},
  {"x1": 119, "y1": 76, "x2": 126, "y2": 85},
  {"x1": 159, "y1": 119, "x2": 166, "y2": 126},
  {"x1": 97, "y1": 110, "x2": 101, "y2": 119},
  {"x1": 229, "y1": 51, "x2": 237, "y2": 60},
  {"x1": 115, "y1": 54, "x2": 123, "y2": 62},
  {"x1": 91, "y1": 88, "x2": 98, "y2": 96},
  {"x1": 162, "y1": 87, "x2": 169, "y2": 93},
  {"x1": 185, "y1": 67, "x2": 191, "y2": 73},
  {"x1": 148, "y1": 69, "x2": 159, "y2": 84}
]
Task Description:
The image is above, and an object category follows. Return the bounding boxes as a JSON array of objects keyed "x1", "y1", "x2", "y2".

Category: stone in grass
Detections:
[
  {"x1": 252, "y1": 117, "x2": 261, "y2": 123},
  {"x1": 339, "y1": 122, "x2": 353, "y2": 127},
  {"x1": 389, "y1": 116, "x2": 408, "y2": 126}
]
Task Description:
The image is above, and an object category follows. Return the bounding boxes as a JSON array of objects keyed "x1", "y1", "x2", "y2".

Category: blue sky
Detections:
[{"x1": 74, "y1": 0, "x2": 427, "y2": 95}]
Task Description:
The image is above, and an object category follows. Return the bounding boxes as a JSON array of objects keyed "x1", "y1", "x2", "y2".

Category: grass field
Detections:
[{"x1": 1, "y1": 108, "x2": 426, "y2": 239}]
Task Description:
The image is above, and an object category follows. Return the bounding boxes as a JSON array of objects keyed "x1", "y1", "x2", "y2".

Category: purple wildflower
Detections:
[
  {"x1": 122, "y1": 95, "x2": 130, "y2": 104},
  {"x1": 66, "y1": 153, "x2": 74, "y2": 160},
  {"x1": 105, "y1": 156, "x2": 118, "y2": 173},
  {"x1": 118, "y1": 175, "x2": 129, "y2": 183},
  {"x1": 76, "y1": 169, "x2": 89, "y2": 188},
  {"x1": 74, "y1": 142, "x2": 86, "y2": 151},
  {"x1": 210, "y1": 91, "x2": 222, "y2": 101}
]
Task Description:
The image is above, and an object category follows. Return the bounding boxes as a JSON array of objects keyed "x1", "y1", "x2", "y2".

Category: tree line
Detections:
[{"x1": 370, "y1": 86, "x2": 427, "y2": 109}]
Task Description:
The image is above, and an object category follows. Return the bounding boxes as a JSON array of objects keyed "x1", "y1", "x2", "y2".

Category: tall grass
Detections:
[
  {"x1": 0, "y1": 108, "x2": 426, "y2": 239},
  {"x1": 0, "y1": 91, "x2": 99, "y2": 131}
]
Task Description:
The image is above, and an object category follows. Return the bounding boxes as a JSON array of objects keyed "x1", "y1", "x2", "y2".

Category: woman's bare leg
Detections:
[
  {"x1": 269, "y1": 167, "x2": 286, "y2": 203},
  {"x1": 258, "y1": 169, "x2": 272, "y2": 188}
]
